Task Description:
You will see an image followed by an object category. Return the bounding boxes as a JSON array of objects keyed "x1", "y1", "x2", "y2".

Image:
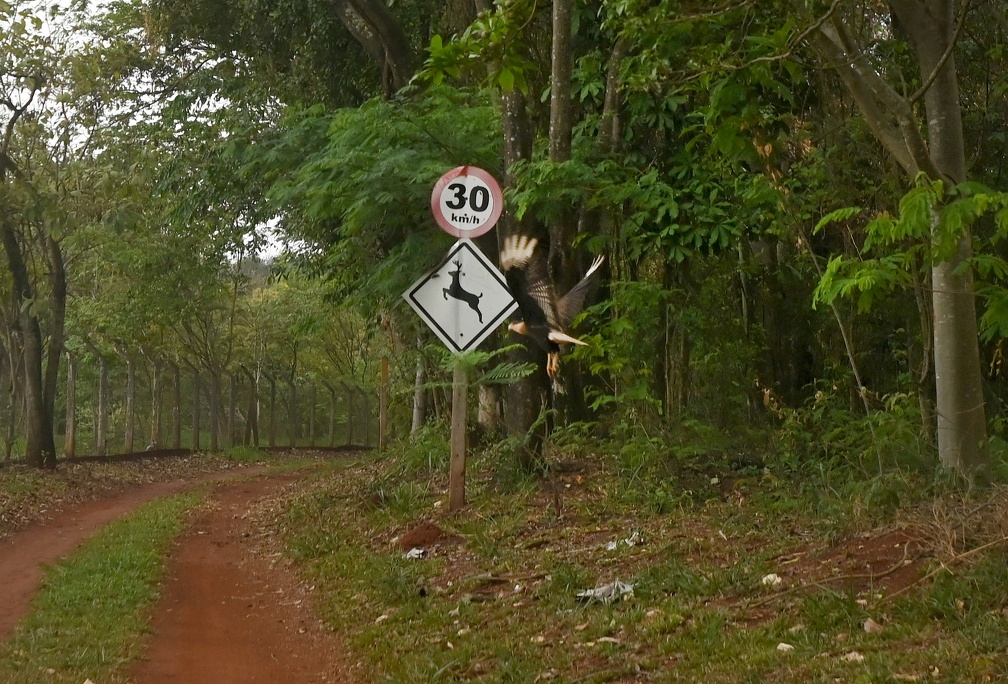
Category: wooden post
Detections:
[
  {"x1": 379, "y1": 356, "x2": 389, "y2": 450},
  {"x1": 449, "y1": 359, "x2": 468, "y2": 511},
  {"x1": 64, "y1": 351, "x2": 76, "y2": 458}
]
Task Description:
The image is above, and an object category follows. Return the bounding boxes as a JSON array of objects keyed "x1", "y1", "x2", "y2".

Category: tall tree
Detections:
[{"x1": 814, "y1": 1, "x2": 989, "y2": 478}]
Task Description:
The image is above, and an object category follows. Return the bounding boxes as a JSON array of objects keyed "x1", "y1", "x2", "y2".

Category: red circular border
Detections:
[{"x1": 430, "y1": 166, "x2": 504, "y2": 238}]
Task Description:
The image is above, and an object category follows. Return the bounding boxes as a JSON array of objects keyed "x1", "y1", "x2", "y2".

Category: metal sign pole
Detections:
[{"x1": 402, "y1": 166, "x2": 511, "y2": 512}]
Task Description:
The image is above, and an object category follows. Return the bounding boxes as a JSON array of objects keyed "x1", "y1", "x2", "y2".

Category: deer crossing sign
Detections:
[{"x1": 402, "y1": 239, "x2": 517, "y2": 354}]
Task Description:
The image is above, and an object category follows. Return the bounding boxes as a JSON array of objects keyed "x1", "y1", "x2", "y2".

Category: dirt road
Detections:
[{"x1": 0, "y1": 464, "x2": 360, "y2": 683}]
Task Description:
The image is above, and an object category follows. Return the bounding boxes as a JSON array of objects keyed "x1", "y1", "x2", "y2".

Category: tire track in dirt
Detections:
[
  {"x1": 0, "y1": 468, "x2": 260, "y2": 644},
  {"x1": 130, "y1": 471, "x2": 359, "y2": 684}
]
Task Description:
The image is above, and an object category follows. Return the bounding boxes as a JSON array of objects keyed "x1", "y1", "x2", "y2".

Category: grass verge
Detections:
[
  {"x1": 282, "y1": 436, "x2": 1008, "y2": 683},
  {"x1": 0, "y1": 490, "x2": 205, "y2": 684}
]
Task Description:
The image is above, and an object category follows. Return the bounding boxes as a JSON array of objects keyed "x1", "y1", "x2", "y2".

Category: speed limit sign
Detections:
[{"x1": 430, "y1": 166, "x2": 504, "y2": 238}]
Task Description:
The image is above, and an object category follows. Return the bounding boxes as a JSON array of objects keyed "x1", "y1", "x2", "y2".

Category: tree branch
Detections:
[{"x1": 908, "y1": 0, "x2": 973, "y2": 104}]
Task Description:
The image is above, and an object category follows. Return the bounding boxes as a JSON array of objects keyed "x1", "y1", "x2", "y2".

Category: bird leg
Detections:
[{"x1": 547, "y1": 352, "x2": 560, "y2": 380}]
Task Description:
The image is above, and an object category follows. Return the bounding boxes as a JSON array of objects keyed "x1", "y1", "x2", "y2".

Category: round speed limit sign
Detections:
[{"x1": 430, "y1": 166, "x2": 504, "y2": 238}]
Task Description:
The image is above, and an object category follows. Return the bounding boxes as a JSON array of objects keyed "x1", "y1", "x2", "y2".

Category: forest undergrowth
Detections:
[{"x1": 281, "y1": 414, "x2": 1008, "y2": 683}]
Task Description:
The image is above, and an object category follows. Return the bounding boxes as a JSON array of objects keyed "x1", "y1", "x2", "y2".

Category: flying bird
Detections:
[{"x1": 500, "y1": 233, "x2": 604, "y2": 388}]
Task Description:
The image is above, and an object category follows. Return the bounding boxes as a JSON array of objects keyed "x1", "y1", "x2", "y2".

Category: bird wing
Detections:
[
  {"x1": 557, "y1": 255, "x2": 604, "y2": 328},
  {"x1": 500, "y1": 234, "x2": 563, "y2": 333}
]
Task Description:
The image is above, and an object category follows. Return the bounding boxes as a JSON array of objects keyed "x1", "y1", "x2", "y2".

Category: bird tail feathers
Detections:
[{"x1": 584, "y1": 255, "x2": 604, "y2": 279}]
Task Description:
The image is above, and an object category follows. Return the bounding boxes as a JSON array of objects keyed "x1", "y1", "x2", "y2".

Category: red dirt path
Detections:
[
  {"x1": 0, "y1": 464, "x2": 360, "y2": 683},
  {"x1": 0, "y1": 475, "x2": 206, "y2": 643},
  {"x1": 131, "y1": 472, "x2": 359, "y2": 683}
]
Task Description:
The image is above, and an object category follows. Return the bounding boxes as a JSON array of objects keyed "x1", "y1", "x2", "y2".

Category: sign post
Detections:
[{"x1": 403, "y1": 167, "x2": 511, "y2": 511}]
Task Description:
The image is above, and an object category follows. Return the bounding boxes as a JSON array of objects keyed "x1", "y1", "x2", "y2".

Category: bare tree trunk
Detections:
[
  {"x1": 345, "y1": 383, "x2": 355, "y2": 446},
  {"x1": 817, "y1": 1, "x2": 989, "y2": 479},
  {"x1": 895, "y1": 2, "x2": 988, "y2": 478},
  {"x1": 124, "y1": 357, "x2": 135, "y2": 453},
  {"x1": 266, "y1": 373, "x2": 277, "y2": 448},
  {"x1": 192, "y1": 370, "x2": 201, "y2": 451},
  {"x1": 64, "y1": 351, "x2": 76, "y2": 458},
  {"x1": 244, "y1": 367, "x2": 259, "y2": 446},
  {"x1": 288, "y1": 378, "x2": 297, "y2": 448},
  {"x1": 1, "y1": 225, "x2": 55, "y2": 467},
  {"x1": 228, "y1": 372, "x2": 238, "y2": 448},
  {"x1": 171, "y1": 363, "x2": 181, "y2": 449},
  {"x1": 410, "y1": 344, "x2": 427, "y2": 438},
  {"x1": 96, "y1": 355, "x2": 109, "y2": 457},
  {"x1": 477, "y1": 385, "x2": 501, "y2": 434},
  {"x1": 308, "y1": 382, "x2": 317, "y2": 447},
  {"x1": 326, "y1": 383, "x2": 336, "y2": 447},
  {"x1": 209, "y1": 371, "x2": 220, "y2": 451},
  {"x1": 500, "y1": 86, "x2": 549, "y2": 473},
  {"x1": 150, "y1": 360, "x2": 162, "y2": 448}
]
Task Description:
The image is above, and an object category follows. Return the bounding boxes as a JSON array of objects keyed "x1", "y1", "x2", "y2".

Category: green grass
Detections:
[
  {"x1": 0, "y1": 490, "x2": 205, "y2": 684},
  {"x1": 281, "y1": 435, "x2": 1008, "y2": 683}
]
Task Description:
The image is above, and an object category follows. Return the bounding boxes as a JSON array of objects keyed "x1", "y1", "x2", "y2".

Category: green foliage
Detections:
[
  {"x1": 813, "y1": 180, "x2": 1008, "y2": 346},
  {"x1": 425, "y1": 344, "x2": 534, "y2": 389},
  {"x1": 418, "y1": 1, "x2": 539, "y2": 94},
  {"x1": 254, "y1": 86, "x2": 500, "y2": 308}
]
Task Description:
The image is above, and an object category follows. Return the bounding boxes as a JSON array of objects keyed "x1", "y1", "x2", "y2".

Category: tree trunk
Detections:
[
  {"x1": 818, "y1": 1, "x2": 990, "y2": 479},
  {"x1": 327, "y1": 384, "x2": 336, "y2": 447},
  {"x1": 500, "y1": 85, "x2": 549, "y2": 472},
  {"x1": 345, "y1": 384, "x2": 355, "y2": 446},
  {"x1": 172, "y1": 363, "x2": 181, "y2": 449},
  {"x1": 150, "y1": 360, "x2": 162, "y2": 448},
  {"x1": 96, "y1": 355, "x2": 109, "y2": 457},
  {"x1": 124, "y1": 357, "x2": 135, "y2": 453},
  {"x1": 267, "y1": 374, "x2": 276, "y2": 447},
  {"x1": 0, "y1": 220, "x2": 56, "y2": 467},
  {"x1": 43, "y1": 237, "x2": 65, "y2": 432},
  {"x1": 334, "y1": 0, "x2": 416, "y2": 97},
  {"x1": 209, "y1": 371, "x2": 220, "y2": 451},
  {"x1": 64, "y1": 352, "x2": 76, "y2": 458},
  {"x1": 192, "y1": 370, "x2": 201, "y2": 450},
  {"x1": 244, "y1": 368, "x2": 259, "y2": 446},
  {"x1": 228, "y1": 372, "x2": 238, "y2": 447},
  {"x1": 288, "y1": 378, "x2": 297, "y2": 448},
  {"x1": 410, "y1": 345, "x2": 427, "y2": 438},
  {"x1": 308, "y1": 382, "x2": 317, "y2": 447},
  {"x1": 891, "y1": 0, "x2": 989, "y2": 478}
]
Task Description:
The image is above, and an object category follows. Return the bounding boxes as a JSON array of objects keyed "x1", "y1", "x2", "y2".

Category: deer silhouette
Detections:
[{"x1": 443, "y1": 260, "x2": 483, "y2": 323}]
